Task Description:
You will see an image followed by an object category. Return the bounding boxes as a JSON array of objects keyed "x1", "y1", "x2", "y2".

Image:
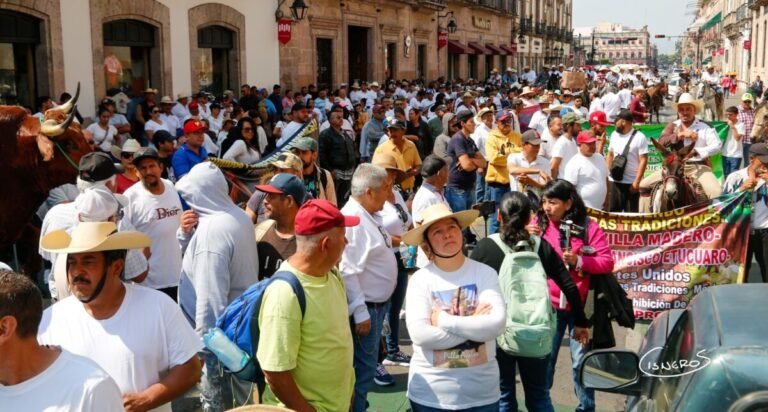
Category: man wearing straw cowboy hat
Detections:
[
  {"x1": 638, "y1": 93, "x2": 723, "y2": 213},
  {"x1": 37, "y1": 221, "x2": 202, "y2": 412}
]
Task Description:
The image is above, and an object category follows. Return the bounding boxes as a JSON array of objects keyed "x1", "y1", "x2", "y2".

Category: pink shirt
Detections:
[{"x1": 533, "y1": 216, "x2": 614, "y2": 310}]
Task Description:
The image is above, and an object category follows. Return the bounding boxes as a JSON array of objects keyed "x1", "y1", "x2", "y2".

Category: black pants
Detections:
[
  {"x1": 745, "y1": 230, "x2": 768, "y2": 283},
  {"x1": 609, "y1": 182, "x2": 639, "y2": 213},
  {"x1": 335, "y1": 178, "x2": 352, "y2": 209}
]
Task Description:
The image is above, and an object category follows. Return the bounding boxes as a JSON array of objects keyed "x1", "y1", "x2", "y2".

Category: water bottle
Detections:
[
  {"x1": 382, "y1": 316, "x2": 392, "y2": 336},
  {"x1": 203, "y1": 327, "x2": 250, "y2": 373},
  {"x1": 399, "y1": 244, "x2": 412, "y2": 267},
  {"x1": 406, "y1": 245, "x2": 417, "y2": 268}
]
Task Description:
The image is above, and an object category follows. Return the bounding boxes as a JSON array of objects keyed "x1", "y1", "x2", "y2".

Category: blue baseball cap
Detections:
[{"x1": 255, "y1": 173, "x2": 307, "y2": 206}]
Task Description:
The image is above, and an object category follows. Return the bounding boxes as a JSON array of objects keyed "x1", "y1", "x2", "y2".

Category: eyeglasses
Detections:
[{"x1": 121, "y1": 152, "x2": 134, "y2": 159}]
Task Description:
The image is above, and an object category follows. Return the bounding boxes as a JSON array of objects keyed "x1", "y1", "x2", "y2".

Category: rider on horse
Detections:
[
  {"x1": 701, "y1": 64, "x2": 723, "y2": 96},
  {"x1": 638, "y1": 93, "x2": 723, "y2": 212}
]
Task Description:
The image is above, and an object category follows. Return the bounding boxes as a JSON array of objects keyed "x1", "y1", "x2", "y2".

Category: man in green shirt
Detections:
[{"x1": 257, "y1": 199, "x2": 359, "y2": 412}]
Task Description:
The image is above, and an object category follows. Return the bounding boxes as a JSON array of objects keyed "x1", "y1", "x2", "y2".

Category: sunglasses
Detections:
[{"x1": 121, "y1": 152, "x2": 134, "y2": 159}]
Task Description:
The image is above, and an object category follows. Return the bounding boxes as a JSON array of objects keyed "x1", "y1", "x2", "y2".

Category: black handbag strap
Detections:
[{"x1": 620, "y1": 129, "x2": 638, "y2": 157}]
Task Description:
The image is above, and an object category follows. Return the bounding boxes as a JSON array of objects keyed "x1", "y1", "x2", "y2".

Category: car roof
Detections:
[{"x1": 694, "y1": 284, "x2": 768, "y2": 348}]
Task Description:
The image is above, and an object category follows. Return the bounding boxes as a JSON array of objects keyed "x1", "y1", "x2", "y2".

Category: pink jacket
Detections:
[{"x1": 534, "y1": 217, "x2": 615, "y2": 311}]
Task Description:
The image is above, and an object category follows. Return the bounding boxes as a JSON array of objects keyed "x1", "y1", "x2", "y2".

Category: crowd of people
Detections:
[{"x1": 2, "y1": 61, "x2": 768, "y2": 412}]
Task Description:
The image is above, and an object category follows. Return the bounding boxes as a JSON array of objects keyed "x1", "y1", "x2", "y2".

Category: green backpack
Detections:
[{"x1": 490, "y1": 233, "x2": 556, "y2": 358}]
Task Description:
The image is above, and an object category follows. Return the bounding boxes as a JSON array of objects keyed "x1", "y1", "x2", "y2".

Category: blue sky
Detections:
[{"x1": 573, "y1": 0, "x2": 692, "y2": 55}]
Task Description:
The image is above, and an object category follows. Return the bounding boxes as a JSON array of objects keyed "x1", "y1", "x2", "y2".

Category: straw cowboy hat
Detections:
[
  {"x1": 672, "y1": 93, "x2": 704, "y2": 114},
  {"x1": 520, "y1": 86, "x2": 535, "y2": 97},
  {"x1": 110, "y1": 138, "x2": 141, "y2": 160},
  {"x1": 41, "y1": 221, "x2": 151, "y2": 254},
  {"x1": 371, "y1": 152, "x2": 406, "y2": 184},
  {"x1": 475, "y1": 107, "x2": 494, "y2": 123},
  {"x1": 543, "y1": 104, "x2": 564, "y2": 114},
  {"x1": 402, "y1": 203, "x2": 479, "y2": 246}
]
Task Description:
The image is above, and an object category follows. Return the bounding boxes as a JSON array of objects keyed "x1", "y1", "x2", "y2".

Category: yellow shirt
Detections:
[
  {"x1": 485, "y1": 127, "x2": 522, "y2": 185},
  {"x1": 256, "y1": 262, "x2": 354, "y2": 412},
  {"x1": 374, "y1": 138, "x2": 422, "y2": 190}
]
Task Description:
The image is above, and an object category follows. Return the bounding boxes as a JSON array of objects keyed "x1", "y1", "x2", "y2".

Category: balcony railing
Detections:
[{"x1": 417, "y1": 0, "x2": 447, "y2": 8}]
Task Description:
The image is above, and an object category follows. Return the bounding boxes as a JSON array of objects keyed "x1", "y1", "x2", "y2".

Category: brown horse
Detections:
[
  {"x1": 645, "y1": 81, "x2": 667, "y2": 124},
  {"x1": 750, "y1": 100, "x2": 768, "y2": 144},
  {"x1": 649, "y1": 139, "x2": 705, "y2": 212}
]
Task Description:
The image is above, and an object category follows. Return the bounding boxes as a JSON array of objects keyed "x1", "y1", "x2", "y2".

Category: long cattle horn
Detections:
[
  {"x1": 40, "y1": 105, "x2": 77, "y2": 137},
  {"x1": 49, "y1": 82, "x2": 80, "y2": 115}
]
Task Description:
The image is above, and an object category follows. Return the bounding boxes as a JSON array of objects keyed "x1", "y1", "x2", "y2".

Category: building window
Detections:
[
  {"x1": 103, "y1": 19, "x2": 159, "y2": 96},
  {"x1": 417, "y1": 44, "x2": 427, "y2": 79},
  {"x1": 469, "y1": 54, "x2": 478, "y2": 80},
  {"x1": 0, "y1": 10, "x2": 41, "y2": 108},
  {"x1": 485, "y1": 54, "x2": 494, "y2": 79},
  {"x1": 197, "y1": 25, "x2": 237, "y2": 96},
  {"x1": 448, "y1": 52, "x2": 458, "y2": 80},
  {"x1": 385, "y1": 43, "x2": 396, "y2": 79},
  {"x1": 316, "y1": 38, "x2": 333, "y2": 88}
]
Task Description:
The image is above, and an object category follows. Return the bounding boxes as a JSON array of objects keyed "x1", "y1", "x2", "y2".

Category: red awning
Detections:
[
  {"x1": 499, "y1": 44, "x2": 516, "y2": 54},
  {"x1": 468, "y1": 42, "x2": 491, "y2": 55},
  {"x1": 448, "y1": 40, "x2": 474, "y2": 54},
  {"x1": 485, "y1": 44, "x2": 507, "y2": 55}
]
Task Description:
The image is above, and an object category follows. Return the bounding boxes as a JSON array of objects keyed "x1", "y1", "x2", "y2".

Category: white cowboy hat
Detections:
[
  {"x1": 543, "y1": 104, "x2": 563, "y2": 114},
  {"x1": 632, "y1": 86, "x2": 646, "y2": 93},
  {"x1": 598, "y1": 65, "x2": 610, "y2": 71},
  {"x1": 110, "y1": 139, "x2": 141, "y2": 159},
  {"x1": 41, "y1": 221, "x2": 151, "y2": 254},
  {"x1": 672, "y1": 93, "x2": 704, "y2": 114},
  {"x1": 370, "y1": 81, "x2": 380, "y2": 88},
  {"x1": 520, "y1": 86, "x2": 535, "y2": 97},
  {"x1": 402, "y1": 203, "x2": 479, "y2": 246},
  {"x1": 475, "y1": 107, "x2": 494, "y2": 123},
  {"x1": 160, "y1": 95, "x2": 173, "y2": 104}
]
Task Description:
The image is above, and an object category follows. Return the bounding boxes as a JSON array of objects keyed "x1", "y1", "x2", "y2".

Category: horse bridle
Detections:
[{"x1": 660, "y1": 173, "x2": 692, "y2": 209}]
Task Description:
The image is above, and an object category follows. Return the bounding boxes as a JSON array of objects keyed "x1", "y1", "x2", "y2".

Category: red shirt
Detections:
[
  {"x1": 115, "y1": 173, "x2": 138, "y2": 194},
  {"x1": 629, "y1": 97, "x2": 647, "y2": 123}
]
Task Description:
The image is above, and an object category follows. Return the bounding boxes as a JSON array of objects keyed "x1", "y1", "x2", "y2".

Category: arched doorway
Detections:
[
  {"x1": 103, "y1": 19, "x2": 160, "y2": 97},
  {"x1": 0, "y1": 10, "x2": 42, "y2": 108},
  {"x1": 197, "y1": 25, "x2": 237, "y2": 96}
]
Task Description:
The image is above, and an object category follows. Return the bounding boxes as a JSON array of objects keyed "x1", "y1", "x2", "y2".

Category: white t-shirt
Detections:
[
  {"x1": 608, "y1": 130, "x2": 650, "y2": 184},
  {"x1": 124, "y1": 179, "x2": 184, "y2": 289},
  {"x1": 160, "y1": 113, "x2": 181, "y2": 135},
  {"x1": 223, "y1": 140, "x2": 262, "y2": 164},
  {"x1": 0, "y1": 350, "x2": 124, "y2": 411},
  {"x1": 411, "y1": 182, "x2": 450, "y2": 268},
  {"x1": 471, "y1": 123, "x2": 492, "y2": 159},
  {"x1": 38, "y1": 284, "x2": 203, "y2": 412},
  {"x1": 507, "y1": 153, "x2": 551, "y2": 193},
  {"x1": 380, "y1": 190, "x2": 412, "y2": 252},
  {"x1": 617, "y1": 89, "x2": 632, "y2": 109},
  {"x1": 405, "y1": 259, "x2": 506, "y2": 410},
  {"x1": 551, "y1": 136, "x2": 579, "y2": 178},
  {"x1": 539, "y1": 128, "x2": 560, "y2": 160},
  {"x1": 724, "y1": 121, "x2": 746, "y2": 158},
  {"x1": 723, "y1": 168, "x2": 768, "y2": 228},
  {"x1": 529, "y1": 110, "x2": 548, "y2": 134},
  {"x1": 86, "y1": 123, "x2": 118, "y2": 152},
  {"x1": 145, "y1": 119, "x2": 170, "y2": 134},
  {"x1": 563, "y1": 153, "x2": 609, "y2": 209},
  {"x1": 601, "y1": 93, "x2": 622, "y2": 121}
]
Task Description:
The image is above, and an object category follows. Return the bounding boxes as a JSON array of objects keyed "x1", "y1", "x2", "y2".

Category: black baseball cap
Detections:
[
  {"x1": 78, "y1": 152, "x2": 123, "y2": 182},
  {"x1": 421, "y1": 155, "x2": 447, "y2": 178},
  {"x1": 132, "y1": 147, "x2": 161, "y2": 166},
  {"x1": 616, "y1": 109, "x2": 633, "y2": 122},
  {"x1": 387, "y1": 118, "x2": 407, "y2": 129},
  {"x1": 152, "y1": 130, "x2": 175, "y2": 147},
  {"x1": 291, "y1": 101, "x2": 307, "y2": 113}
]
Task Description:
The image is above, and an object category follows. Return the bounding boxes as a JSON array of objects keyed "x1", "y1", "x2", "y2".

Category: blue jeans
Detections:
[
  {"x1": 497, "y1": 348, "x2": 554, "y2": 412},
  {"x1": 199, "y1": 350, "x2": 255, "y2": 412},
  {"x1": 487, "y1": 184, "x2": 510, "y2": 235},
  {"x1": 722, "y1": 156, "x2": 742, "y2": 180},
  {"x1": 410, "y1": 400, "x2": 500, "y2": 412},
  {"x1": 548, "y1": 310, "x2": 595, "y2": 412},
  {"x1": 385, "y1": 255, "x2": 409, "y2": 354},
  {"x1": 476, "y1": 170, "x2": 487, "y2": 202},
  {"x1": 444, "y1": 186, "x2": 477, "y2": 242},
  {"x1": 743, "y1": 143, "x2": 752, "y2": 169},
  {"x1": 352, "y1": 303, "x2": 389, "y2": 412}
]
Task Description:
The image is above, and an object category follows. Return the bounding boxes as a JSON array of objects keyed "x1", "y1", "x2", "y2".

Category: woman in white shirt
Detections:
[
  {"x1": 221, "y1": 117, "x2": 267, "y2": 164},
  {"x1": 143, "y1": 107, "x2": 168, "y2": 141},
  {"x1": 86, "y1": 108, "x2": 119, "y2": 152},
  {"x1": 403, "y1": 203, "x2": 506, "y2": 411},
  {"x1": 207, "y1": 103, "x2": 225, "y2": 135}
]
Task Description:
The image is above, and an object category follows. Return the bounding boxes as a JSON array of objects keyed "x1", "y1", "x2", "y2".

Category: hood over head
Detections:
[
  {"x1": 441, "y1": 112, "x2": 456, "y2": 136},
  {"x1": 175, "y1": 162, "x2": 235, "y2": 216}
]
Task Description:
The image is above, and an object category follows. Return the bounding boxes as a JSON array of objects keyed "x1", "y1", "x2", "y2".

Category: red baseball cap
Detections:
[
  {"x1": 588, "y1": 111, "x2": 611, "y2": 126},
  {"x1": 295, "y1": 199, "x2": 360, "y2": 235},
  {"x1": 576, "y1": 131, "x2": 597, "y2": 144},
  {"x1": 188, "y1": 101, "x2": 199, "y2": 109},
  {"x1": 183, "y1": 119, "x2": 208, "y2": 135}
]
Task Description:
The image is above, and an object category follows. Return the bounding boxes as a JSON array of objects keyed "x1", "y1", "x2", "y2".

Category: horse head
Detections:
[
  {"x1": 695, "y1": 82, "x2": 705, "y2": 100},
  {"x1": 651, "y1": 138, "x2": 694, "y2": 202}
]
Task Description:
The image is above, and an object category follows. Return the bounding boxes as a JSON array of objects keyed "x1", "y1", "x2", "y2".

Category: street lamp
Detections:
[
  {"x1": 290, "y1": 0, "x2": 308, "y2": 21},
  {"x1": 438, "y1": 11, "x2": 457, "y2": 34}
]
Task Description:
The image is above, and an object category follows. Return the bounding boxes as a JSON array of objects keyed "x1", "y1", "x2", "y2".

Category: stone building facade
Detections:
[
  {"x1": 0, "y1": 0, "x2": 280, "y2": 118},
  {"x1": 588, "y1": 22, "x2": 654, "y2": 66}
]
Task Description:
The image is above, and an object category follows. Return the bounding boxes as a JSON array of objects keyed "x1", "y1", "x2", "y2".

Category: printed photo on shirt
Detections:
[{"x1": 430, "y1": 284, "x2": 487, "y2": 368}]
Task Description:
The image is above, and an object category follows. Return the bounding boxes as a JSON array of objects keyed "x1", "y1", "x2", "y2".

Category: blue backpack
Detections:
[{"x1": 214, "y1": 271, "x2": 306, "y2": 382}]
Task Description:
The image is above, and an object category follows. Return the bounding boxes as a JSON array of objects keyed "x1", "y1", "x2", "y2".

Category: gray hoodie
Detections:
[
  {"x1": 176, "y1": 162, "x2": 259, "y2": 336},
  {"x1": 432, "y1": 112, "x2": 456, "y2": 164}
]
